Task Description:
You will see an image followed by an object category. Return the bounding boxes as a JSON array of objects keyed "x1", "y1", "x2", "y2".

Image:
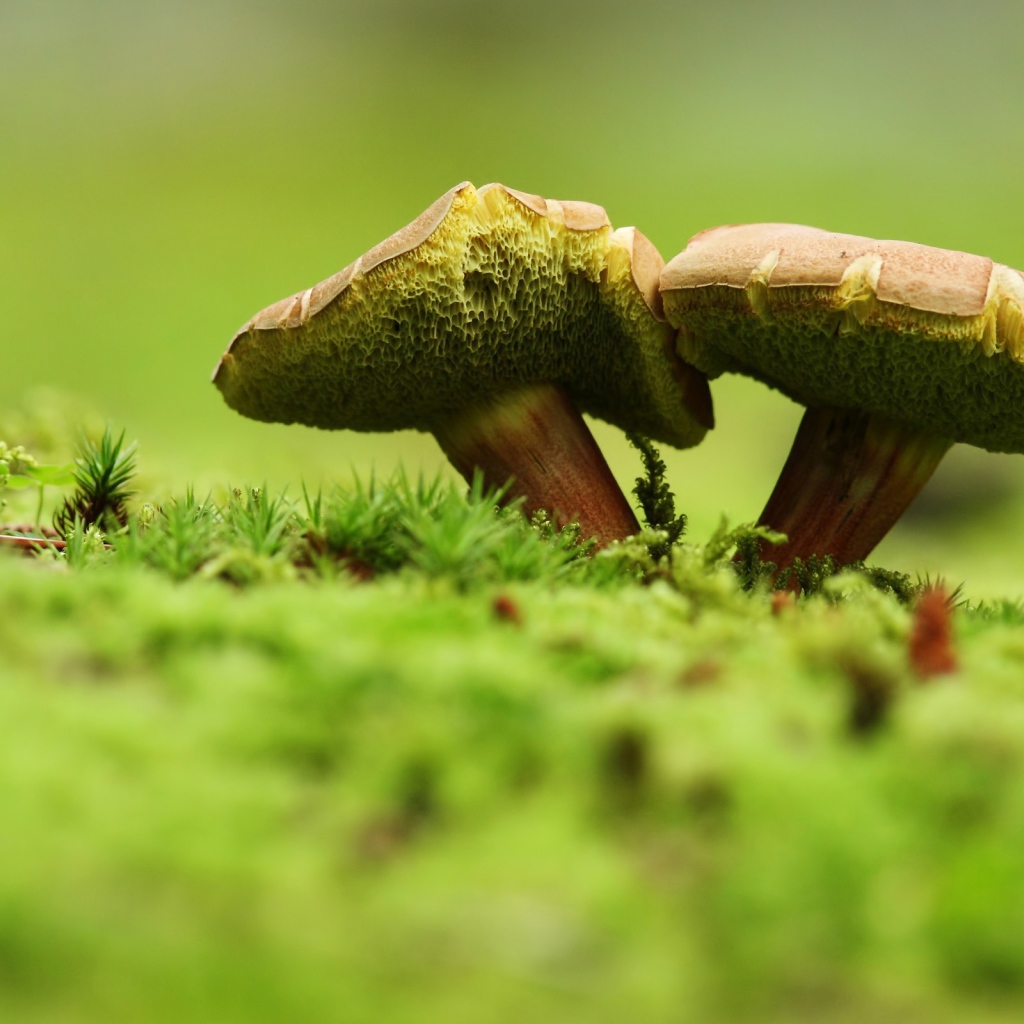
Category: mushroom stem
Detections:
[
  {"x1": 433, "y1": 382, "x2": 640, "y2": 546},
  {"x1": 751, "y1": 406, "x2": 952, "y2": 573}
]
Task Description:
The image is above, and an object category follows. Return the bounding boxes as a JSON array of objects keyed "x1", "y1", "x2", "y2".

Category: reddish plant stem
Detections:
[
  {"x1": 433, "y1": 383, "x2": 640, "y2": 547},
  {"x1": 909, "y1": 586, "x2": 958, "y2": 680},
  {"x1": 0, "y1": 534, "x2": 66, "y2": 552},
  {"x1": 0, "y1": 525, "x2": 114, "y2": 555},
  {"x1": 752, "y1": 406, "x2": 952, "y2": 574},
  {"x1": 2, "y1": 523, "x2": 60, "y2": 538}
]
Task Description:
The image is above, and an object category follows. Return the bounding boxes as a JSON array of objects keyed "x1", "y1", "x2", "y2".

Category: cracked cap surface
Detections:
[
  {"x1": 214, "y1": 182, "x2": 712, "y2": 447},
  {"x1": 661, "y1": 223, "x2": 1024, "y2": 452}
]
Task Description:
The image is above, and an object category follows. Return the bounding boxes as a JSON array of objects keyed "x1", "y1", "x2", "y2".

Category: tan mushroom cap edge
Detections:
[
  {"x1": 213, "y1": 182, "x2": 625, "y2": 381},
  {"x1": 610, "y1": 224, "x2": 713, "y2": 429},
  {"x1": 661, "y1": 223, "x2": 1024, "y2": 358}
]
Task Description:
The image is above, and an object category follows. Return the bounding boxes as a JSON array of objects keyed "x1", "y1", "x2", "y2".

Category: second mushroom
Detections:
[{"x1": 661, "y1": 223, "x2": 1024, "y2": 573}]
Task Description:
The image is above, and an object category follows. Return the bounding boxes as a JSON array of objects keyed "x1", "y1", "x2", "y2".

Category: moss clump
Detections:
[
  {"x1": 4, "y1": 541, "x2": 1024, "y2": 1023},
  {"x1": 5, "y1": 425, "x2": 1024, "y2": 1023}
]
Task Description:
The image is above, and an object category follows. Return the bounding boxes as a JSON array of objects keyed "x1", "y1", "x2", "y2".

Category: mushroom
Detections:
[
  {"x1": 214, "y1": 182, "x2": 712, "y2": 545},
  {"x1": 660, "y1": 223, "x2": 1024, "y2": 571}
]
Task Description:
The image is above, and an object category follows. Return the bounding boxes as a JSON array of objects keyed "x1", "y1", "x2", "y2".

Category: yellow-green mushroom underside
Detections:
[
  {"x1": 661, "y1": 222, "x2": 1024, "y2": 571},
  {"x1": 214, "y1": 182, "x2": 712, "y2": 545}
]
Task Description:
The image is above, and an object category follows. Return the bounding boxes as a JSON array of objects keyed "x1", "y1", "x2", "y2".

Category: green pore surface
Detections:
[
  {"x1": 5, "y1": 496, "x2": 1024, "y2": 1022},
  {"x1": 216, "y1": 186, "x2": 702, "y2": 448},
  {"x1": 672, "y1": 288, "x2": 1024, "y2": 453}
]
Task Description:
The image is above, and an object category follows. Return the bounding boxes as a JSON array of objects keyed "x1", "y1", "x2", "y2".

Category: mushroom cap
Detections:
[
  {"x1": 660, "y1": 224, "x2": 1024, "y2": 453},
  {"x1": 214, "y1": 182, "x2": 712, "y2": 448}
]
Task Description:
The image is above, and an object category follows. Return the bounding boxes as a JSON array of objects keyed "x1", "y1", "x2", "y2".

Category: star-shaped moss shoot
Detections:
[
  {"x1": 214, "y1": 182, "x2": 713, "y2": 545},
  {"x1": 661, "y1": 223, "x2": 1024, "y2": 573}
]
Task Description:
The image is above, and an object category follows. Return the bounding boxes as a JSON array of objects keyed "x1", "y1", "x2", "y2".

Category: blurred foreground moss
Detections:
[{"x1": 4, "y1": 519, "x2": 1024, "y2": 1020}]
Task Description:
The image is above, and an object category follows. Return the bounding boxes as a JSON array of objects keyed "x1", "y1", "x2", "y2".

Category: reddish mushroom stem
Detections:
[
  {"x1": 433, "y1": 382, "x2": 640, "y2": 546},
  {"x1": 750, "y1": 406, "x2": 952, "y2": 573}
]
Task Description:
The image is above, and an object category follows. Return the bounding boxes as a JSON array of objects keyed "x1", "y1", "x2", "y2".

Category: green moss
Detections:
[
  {"x1": 5, "y1": 437, "x2": 1024, "y2": 1023},
  {"x1": 628, "y1": 431, "x2": 687, "y2": 559},
  {"x1": 4, "y1": 553, "x2": 1024, "y2": 1022}
]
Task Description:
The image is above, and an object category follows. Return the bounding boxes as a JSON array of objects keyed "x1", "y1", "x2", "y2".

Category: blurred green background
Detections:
[{"x1": 3, "y1": 0, "x2": 1024, "y2": 595}]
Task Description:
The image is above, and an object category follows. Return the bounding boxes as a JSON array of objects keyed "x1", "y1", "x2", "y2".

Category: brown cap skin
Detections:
[{"x1": 665, "y1": 223, "x2": 997, "y2": 316}]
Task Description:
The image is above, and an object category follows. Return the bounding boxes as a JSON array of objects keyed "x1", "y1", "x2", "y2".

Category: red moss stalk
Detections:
[{"x1": 909, "y1": 586, "x2": 958, "y2": 680}]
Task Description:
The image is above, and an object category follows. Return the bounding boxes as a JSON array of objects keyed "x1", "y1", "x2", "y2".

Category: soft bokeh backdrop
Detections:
[{"x1": 3, "y1": 0, "x2": 1024, "y2": 595}]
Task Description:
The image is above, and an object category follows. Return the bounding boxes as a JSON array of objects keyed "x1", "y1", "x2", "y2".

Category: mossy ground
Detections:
[{"x1": 4, "y1": 453, "x2": 1024, "y2": 1023}]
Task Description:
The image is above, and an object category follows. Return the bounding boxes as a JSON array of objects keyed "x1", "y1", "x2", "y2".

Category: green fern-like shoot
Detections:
[
  {"x1": 627, "y1": 433, "x2": 686, "y2": 561},
  {"x1": 53, "y1": 428, "x2": 137, "y2": 538}
]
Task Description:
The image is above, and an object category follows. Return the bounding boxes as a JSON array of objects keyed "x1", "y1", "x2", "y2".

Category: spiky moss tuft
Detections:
[
  {"x1": 215, "y1": 184, "x2": 707, "y2": 449},
  {"x1": 667, "y1": 278, "x2": 1024, "y2": 453}
]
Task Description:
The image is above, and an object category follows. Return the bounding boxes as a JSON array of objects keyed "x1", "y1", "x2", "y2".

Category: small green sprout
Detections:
[
  {"x1": 0, "y1": 439, "x2": 76, "y2": 529},
  {"x1": 53, "y1": 427, "x2": 137, "y2": 538}
]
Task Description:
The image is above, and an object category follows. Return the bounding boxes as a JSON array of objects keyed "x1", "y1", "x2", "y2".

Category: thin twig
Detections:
[
  {"x1": 0, "y1": 534, "x2": 66, "y2": 552},
  {"x1": 0, "y1": 523, "x2": 60, "y2": 538},
  {"x1": 0, "y1": 532, "x2": 113, "y2": 554}
]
